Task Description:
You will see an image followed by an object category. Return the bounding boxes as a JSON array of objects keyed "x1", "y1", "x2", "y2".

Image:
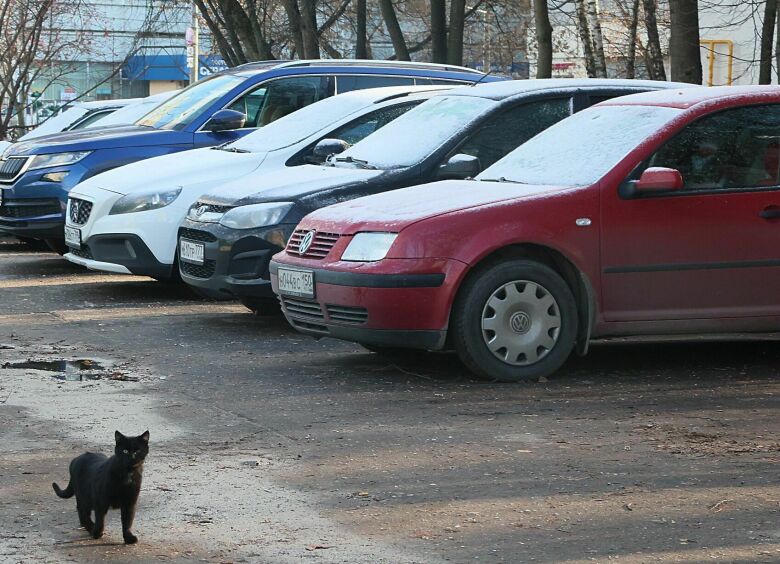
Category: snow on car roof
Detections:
[
  {"x1": 445, "y1": 78, "x2": 690, "y2": 100},
  {"x1": 599, "y1": 84, "x2": 780, "y2": 109}
]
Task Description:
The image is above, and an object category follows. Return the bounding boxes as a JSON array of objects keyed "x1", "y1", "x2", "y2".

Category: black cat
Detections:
[{"x1": 53, "y1": 430, "x2": 149, "y2": 544}]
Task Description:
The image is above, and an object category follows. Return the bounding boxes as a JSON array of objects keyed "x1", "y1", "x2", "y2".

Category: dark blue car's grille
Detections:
[
  {"x1": 0, "y1": 157, "x2": 29, "y2": 183},
  {"x1": 0, "y1": 199, "x2": 60, "y2": 218}
]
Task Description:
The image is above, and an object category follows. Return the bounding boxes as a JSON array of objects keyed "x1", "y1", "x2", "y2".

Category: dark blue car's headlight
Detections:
[{"x1": 28, "y1": 151, "x2": 92, "y2": 170}]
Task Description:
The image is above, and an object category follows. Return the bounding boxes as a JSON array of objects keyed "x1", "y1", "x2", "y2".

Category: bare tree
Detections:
[
  {"x1": 533, "y1": 0, "x2": 553, "y2": 77},
  {"x1": 586, "y1": 0, "x2": 607, "y2": 76},
  {"x1": 195, "y1": 0, "x2": 275, "y2": 65},
  {"x1": 760, "y1": 0, "x2": 777, "y2": 84},
  {"x1": 355, "y1": 0, "x2": 367, "y2": 58},
  {"x1": 379, "y1": 0, "x2": 410, "y2": 60},
  {"x1": 669, "y1": 0, "x2": 701, "y2": 83},
  {"x1": 575, "y1": 0, "x2": 597, "y2": 76},
  {"x1": 431, "y1": 0, "x2": 447, "y2": 63},
  {"x1": 447, "y1": 0, "x2": 467, "y2": 65},
  {"x1": 642, "y1": 0, "x2": 667, "y2": 80},
  {"x1": 625, "y1": 0, "x2": 640, "y2": 78}
]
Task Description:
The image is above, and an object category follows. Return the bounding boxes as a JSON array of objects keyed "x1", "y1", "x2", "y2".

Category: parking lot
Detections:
[{"x1": 1, "y1": 234, "x2": 778, "y2": 563}]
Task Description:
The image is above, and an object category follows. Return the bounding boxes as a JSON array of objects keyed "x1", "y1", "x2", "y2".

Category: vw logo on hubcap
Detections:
[
  {"x1": 299, "y1": 230, "x2": 316, "y2": 255},
  {"x1": 509, "y1": 311, "x2": 532, "y2": 334}
]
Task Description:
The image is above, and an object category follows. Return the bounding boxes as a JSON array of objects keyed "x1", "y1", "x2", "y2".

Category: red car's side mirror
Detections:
[{"x1": 635, "y1": 167, "x2": 684, "y2": 194}]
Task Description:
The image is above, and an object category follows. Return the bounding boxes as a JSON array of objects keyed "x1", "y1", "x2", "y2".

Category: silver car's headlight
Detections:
[
  {"x1": 218, "y1": 202, "x2": 293, "y2": 230},
  {"x1": 109, "y1": 187, "x2": 182, "y2": 215},
  {"x1": 28, "y1": 151, "x2": 92, "y2": 170},
  {"x1": 341, "y1": 232, "x2": 398, "y2": 262}
]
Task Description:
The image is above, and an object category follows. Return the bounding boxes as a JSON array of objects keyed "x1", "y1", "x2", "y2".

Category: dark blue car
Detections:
[{"x1": 0, "y1": 60, "x2": 498, "y2": 251}]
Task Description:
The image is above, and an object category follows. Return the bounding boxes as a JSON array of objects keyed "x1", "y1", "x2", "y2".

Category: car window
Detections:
[
  {"x1": 453, "y1": 97, "x2": 572, "y2": 170},
  {"x1": 231, "y1": 75, "x2": 334, "y2": 129},
  {"x1": 289, "y1": 101, "x2": 421, "y2": 166},
  {"x1": 69, "y1": 109, "x2": 115, "y2": 130},
  {"x1": 648, "y1": 104, "x2": 780, "y2": 191},
  {"x1": 415, "y1": 77, "x2": 470, "y2": 86},
  {"x1": 336, "y1": 75, "x2": 414, "y2": 93}
]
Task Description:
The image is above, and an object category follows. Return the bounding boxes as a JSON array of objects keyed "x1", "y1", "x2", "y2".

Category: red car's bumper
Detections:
[{"x1": 269, "y1": 256, "x2": 469, "y2": 350}]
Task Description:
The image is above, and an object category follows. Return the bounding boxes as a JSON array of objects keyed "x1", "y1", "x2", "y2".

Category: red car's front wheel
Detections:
[{"x1": 452, "y1": 259, "x2": 578, "y2": 382}]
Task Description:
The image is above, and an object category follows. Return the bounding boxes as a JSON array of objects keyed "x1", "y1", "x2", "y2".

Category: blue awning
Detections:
[{"x1": 122, "y1": 54, "x2": 228, "y2": 81}]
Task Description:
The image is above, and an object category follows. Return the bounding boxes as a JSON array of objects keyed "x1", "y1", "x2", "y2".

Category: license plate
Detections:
[
  {"x1": 179, "y1": 238, "x2": 205, "y2": 265},
  {"x1": 278, "y1": 267, "x2": 315, "y2": 298},
  {"x1": 64, "y1": 226, "x2": 81, "y2": 249}
]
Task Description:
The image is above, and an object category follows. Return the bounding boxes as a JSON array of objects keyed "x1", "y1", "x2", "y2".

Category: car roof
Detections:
[
  {"x1": 599, "y1": 85, "x2": 780, "y2": 109},
  {"x1": 227, "y1": 58, "x2": 485, "y2": 77},
  {"x1": 444, "y1": 78, "x2": 692, "y2": 101}
]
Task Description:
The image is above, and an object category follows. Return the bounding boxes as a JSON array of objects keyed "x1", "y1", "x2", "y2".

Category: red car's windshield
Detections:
[{"x1": 479, "y1": 105, "x2": 683, "y2": 186}]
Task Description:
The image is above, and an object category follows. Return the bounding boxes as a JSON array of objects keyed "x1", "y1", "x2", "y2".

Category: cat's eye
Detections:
[{"x1": 123, "y1": 449, "x2": 129, "y2": 454}]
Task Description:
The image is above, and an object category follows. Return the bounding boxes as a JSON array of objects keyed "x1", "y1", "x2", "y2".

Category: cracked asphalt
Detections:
[{"x1": 0, "y1": 234, "x2": 778, "y2": 563}]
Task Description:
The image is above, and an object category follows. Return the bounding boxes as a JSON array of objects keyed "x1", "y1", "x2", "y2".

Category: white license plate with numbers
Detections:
[
  {"x1": 278, "y1": 268, "x2": 315, "y2": 299},
  {"x1": 179, "y1": 239, "x2": 205, "y2": 265},
  {"x1": 64, "y1": 226, "x2": 81, "y2": 249}
]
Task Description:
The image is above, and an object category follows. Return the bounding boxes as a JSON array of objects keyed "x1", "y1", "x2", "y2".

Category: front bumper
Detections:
[
  {"x1": 65, "y1": 233, "x2": 174, "y2": 278},
  {"x1": 177, "y1": 218, "x2": 294, "y2": 300},
  {"x1": 269, "y1": 256, "x2": 469, "y2": 350}
]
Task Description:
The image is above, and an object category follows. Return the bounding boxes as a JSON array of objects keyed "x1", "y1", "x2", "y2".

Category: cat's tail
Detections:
[{"x1": 52, "y1": 481, "x2": 74, "y2": 498}]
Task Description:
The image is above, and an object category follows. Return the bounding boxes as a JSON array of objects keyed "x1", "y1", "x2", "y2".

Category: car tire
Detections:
[
  {"x1": 451, "y1": 259, "x2": 577, "y2": 382},
  {"x1": 44, "y1": 238, "x2": 68, "y2": 255},
  {"x1": 241, "y1": 297, "x2": 282, "y2": 316}
]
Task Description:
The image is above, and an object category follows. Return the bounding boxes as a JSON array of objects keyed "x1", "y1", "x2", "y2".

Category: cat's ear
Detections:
[
  {"x1": 139, "y1": 430, "x2": 150, "y2": 443},
  {"x1": 115, "y1": 430, "x2": 126, "y2": 443}
]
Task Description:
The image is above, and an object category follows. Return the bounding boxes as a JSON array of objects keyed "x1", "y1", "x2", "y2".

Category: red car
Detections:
[{"x1": 270, "y1": 86, "x2": 780, "y2": 382}]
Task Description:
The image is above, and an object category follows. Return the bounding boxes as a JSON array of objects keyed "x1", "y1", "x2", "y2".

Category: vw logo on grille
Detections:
[
  {"x1": 69, "y1": 201, "x2": 80, "y2": 223},
  {"x1": 299, "y1": 230, "x2": 316, "y2": 255},
  {"x1": 195, "y1": 205, "x2": 208, "y2": 217}
]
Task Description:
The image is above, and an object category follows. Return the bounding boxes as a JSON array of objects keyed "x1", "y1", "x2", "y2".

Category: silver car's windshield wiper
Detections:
[
  {"x1": 331, "y1": 155, "x2": 377, "y2": 169},
  {"x1": 480, "y1": 176, "x2": 525, "y2": 184},
  {"x1": 213, "y1": 144, "x2": 250, "y2": 153}
]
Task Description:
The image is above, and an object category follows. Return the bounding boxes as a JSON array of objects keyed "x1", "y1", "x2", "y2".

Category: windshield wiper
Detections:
[
  {"x1": 331, "y1": 155, "x2": 377, "y2": 169},
  {"x1": 479, "y1": 176, "x2": 525, "y2": 184},
  {"x1": 212, "y1": 144, "x2": 250, "y2": 153}
]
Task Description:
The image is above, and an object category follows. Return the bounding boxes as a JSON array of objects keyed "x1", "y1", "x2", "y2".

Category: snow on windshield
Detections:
[
  {"x1": 19, "y1": 106, "x2": 91, "y2": 140},
  {"x1": 228, "y1": 94, "x2": 373, "y2": 153},
  {"x1": 97, "y1": 92, "x2": 177, "y2": 127},
  {"x1": 136, "y1": 74, "x2": 244, "y2": 131},
  {"x1": 478, "y1": 105, "x2": 683, "y2": 186},
  {"x1": 339, "y1": 95, "x2": 496, "y2": 169}
]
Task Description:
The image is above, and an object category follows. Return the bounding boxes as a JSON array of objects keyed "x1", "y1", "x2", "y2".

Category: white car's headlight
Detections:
[
  {"x1": 28, "y1": 151, "x2": 91, "y2": 170},
  {"x1": 219, "y1": 202, "x2": 293, "y2": 230},
  {"x1": 341, "y1": 232, "x2": 398, "y2": 262},
  {"x1": 109, "y1": 187, "x2": 182, "y2": 215}
]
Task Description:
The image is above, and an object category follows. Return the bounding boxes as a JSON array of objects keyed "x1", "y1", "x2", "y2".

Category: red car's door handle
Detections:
[{"x1": 759, "y1": 206, "x2": 780, "y2": 219}]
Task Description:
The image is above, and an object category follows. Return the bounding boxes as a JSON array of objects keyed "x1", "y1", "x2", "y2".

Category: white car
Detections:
[
  {"x1": 0, "y1": 91, "x2": 177, "y2": 155},
  {"x1": 63, "y1": 86, "x2": 450, "y2": 280}
]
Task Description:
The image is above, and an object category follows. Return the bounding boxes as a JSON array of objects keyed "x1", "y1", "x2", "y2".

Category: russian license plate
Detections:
[
  {"x1": 179, "y1": 238, "x2": 204, "y2": 265},
  {"x1": 64, "y1": 226, "x2": 81, "y2": 249},
  {"x1": 278, "y1": 267, "x2": 315, "y2": 298}
]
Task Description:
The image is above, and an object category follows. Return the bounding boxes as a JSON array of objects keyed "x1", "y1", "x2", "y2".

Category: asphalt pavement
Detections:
[{"x1": 1, "y1": 235, "x2": 778, "y2": 563}]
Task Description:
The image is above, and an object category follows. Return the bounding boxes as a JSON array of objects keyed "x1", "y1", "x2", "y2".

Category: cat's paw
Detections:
[{"x1": 123, "y1": 534, "x2": 138, "y2": 545}]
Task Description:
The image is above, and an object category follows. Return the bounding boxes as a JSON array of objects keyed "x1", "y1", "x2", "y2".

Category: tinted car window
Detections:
[
  {"x1": 415, "y1": 77, "x2": 470, "y2": 86},
  {"x1": 649, "y1": 104, "x2": 780, "y2": 190},
  {"x1": 337, "y1": 75, "x2": 414, "y2": 93},
  {"x1": 289, "y1": 102, "x2": 421, "y2": 166},
  {"x1": 69, "y1": 109, "x2": 115, "y2": 130},
  {"x1": 230, "y1": 75, "x2": 334, "y2": 129},
  {"x1": 455, "y1": 97, "x2": 572, "y2": 169}
]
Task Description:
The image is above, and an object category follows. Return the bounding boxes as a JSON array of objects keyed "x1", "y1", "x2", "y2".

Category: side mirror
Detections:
[
  {"x1": 204, "y1": 109, "x2": 246, "y2": 132},
  {"x1": 313, "y1": 138, "x2": 350, "y2": 158},
  {"x1": 634, "y1": 167, "x2": 683, "y2": 194},
  {"x1": 437, "y1": 153, "x2": 481, "y2": 180}
]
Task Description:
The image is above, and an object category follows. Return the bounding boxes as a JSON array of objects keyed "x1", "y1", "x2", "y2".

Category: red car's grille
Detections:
[{"x1": 286, "y1": 229, "x2": 340, "y2": 259}]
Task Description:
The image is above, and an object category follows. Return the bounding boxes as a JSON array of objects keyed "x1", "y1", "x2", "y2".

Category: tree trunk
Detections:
[
  {"x1": 586, "y1": 0, "x2": 607, "y2": 76},
  {"x1": 642, "y1": 0, "x2": 667, "y2": 80},
  {"x1": 575, "y1": 0, "x2": 596, "y2": 77},
  {"x1": 533, "y1": 0, "x2": 553, "y2": 78},
  {"x1": 379, "y1": 0, "x2": 410, "y2": 60},
  {"x1": 281, "y1": 0, "x2": 306, "y2": 57},
  {"x1": 447, "y1": 0, "x2": 467, "y2": 65},
  {"x1": 431, "y1": 0, "x2": 447, "y2": 63},
  {"x1": 760, "y1": 0, "x2": 777, "y2": 84},
  {"x1": 355, "y1": 0, "x2": 367, "y2": 58},
  {"x1": 299, "y1": 0, "x2": 321, "y2": 59},
  {"x1": 669, "y1": 0, "x2": 702, "y2": 83},
  {"x1": 626, "y1": 0, "x2": 640, "y2": 78}
]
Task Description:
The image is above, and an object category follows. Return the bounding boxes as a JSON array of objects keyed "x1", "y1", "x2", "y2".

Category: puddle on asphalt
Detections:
[{"x1": 1, "y1": 358, "x2": 108, "y2": 381}]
